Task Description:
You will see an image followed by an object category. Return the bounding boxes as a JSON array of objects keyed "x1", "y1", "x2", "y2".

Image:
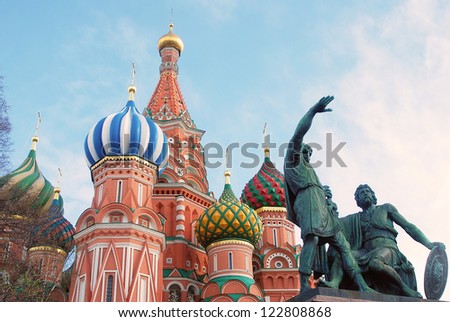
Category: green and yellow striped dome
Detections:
[
  {"x1": 195, "y1": 171, "x2": 263, "y2": 248},
  {"x1": 0, "y1": 137, "x2": 55, "y2": 217}
]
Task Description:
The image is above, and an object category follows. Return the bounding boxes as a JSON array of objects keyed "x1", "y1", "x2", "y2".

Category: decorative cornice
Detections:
[
  {"x1": 154, "y1": 182, "x2": 216, "y2": 204},
  {"x1": 90, "y1": 155, "x2": 159, "y2": 171},
  {"x1": 0, "y1": 214, "x2": 25, "y2": 220},
  {"x1": 28, "y1": 246, "x2": 67, "y2": 257},
  {"x1": 206, "y1": 239, "x2": 254, "y2": 252},
  {"x1": 74, "y1": 222, "x2": 165, "y2": 245},
  {"x1": 255, "y1": 206, "x2": 287, "y2": 214}
]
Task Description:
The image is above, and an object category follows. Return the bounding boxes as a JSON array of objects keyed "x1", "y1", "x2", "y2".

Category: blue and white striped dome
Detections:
[{"x1": 84, "y1": 100, "x2": 169, "y2": 173}]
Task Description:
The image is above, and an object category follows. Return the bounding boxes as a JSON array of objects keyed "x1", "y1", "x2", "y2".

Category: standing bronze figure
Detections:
[{"x1": 284, "y1": 96, "x2": 373, "y2": 294}]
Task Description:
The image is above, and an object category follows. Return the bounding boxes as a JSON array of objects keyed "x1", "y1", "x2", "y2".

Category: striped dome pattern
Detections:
[
  {"x1": 35, "y1": 196, "x2": 76, "y2": 252},
  {"x1": 196, "y1": 180, "x2": 263, "y2": 248},
  {"x1": 0, "y1": 144, "x2": 55, "y2": 216},
  {"x1": 241, "y1": 157, "x2": 285, "y2": 209},
  {"x1": 84, "y1": 100, "x2": 169, "y2": 173}
]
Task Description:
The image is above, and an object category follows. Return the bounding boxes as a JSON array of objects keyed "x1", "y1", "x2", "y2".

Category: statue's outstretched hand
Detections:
[{"x1": 312, "y1": 95, "x2": 334, "y2": 113}]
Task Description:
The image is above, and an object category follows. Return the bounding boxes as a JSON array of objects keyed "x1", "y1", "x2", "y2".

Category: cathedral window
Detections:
[
  {"x1": 168, "y1": 284, "x2": 181, "y2": 302},
  {"x1": 228, "y1": 252, "x2": 233, "y2": 270},
  {"x1": 139, "y1": 276, "x2": 148, "y2": 301},
  {"x1": 116, "y1": 180, "x2": 123, "y2": 203},
  {"x1": 106, "y1": 275, "x2": 114, "y2": 302},
  {"x1": 97, "y1": 184, "x2": 103, "y2": 205},
  {"x1": 38, "y1": 257, "x2": 44, "y2": 274},
  {"x1": 138, "y1": 183, "x2": 143, "y2": 206},
  {"x1": 51, "y1": 258, "x2": 57, "y2": 277},
  {"x1": 78, "y1": 276, "x2": 86, "y2": 301}
]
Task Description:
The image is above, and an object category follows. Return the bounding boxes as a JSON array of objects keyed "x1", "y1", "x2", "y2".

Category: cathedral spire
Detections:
[
  {"x1": 145, "y1": 24, "x2": 195, "y2": 128},
  {"x1": 263, "y1": 122, "x2": 270, "y2": 160},
  {"x1": 31, "y1": 112, "x2": 41, "y2": 151},
  {"x1": 128, "y1": 62, "x2": 137, "y2": 101}
]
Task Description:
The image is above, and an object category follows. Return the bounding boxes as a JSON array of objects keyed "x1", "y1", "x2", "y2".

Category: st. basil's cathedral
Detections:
[{"x1": 0, "y1": 25, "x2": 316, "y2": 302}]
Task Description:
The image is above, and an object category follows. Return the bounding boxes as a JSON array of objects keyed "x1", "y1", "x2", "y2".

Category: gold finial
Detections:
[
  {"x1": 224, "y1": 170, "x2": 231, "y2": 184},
  {"x1": 54, "y1": 168, "x2": 62, "y2": 199},
  {"x1": 263, "y1": 122, "x2": 270, "y2": 159},
  {"x1": 128, "y1": 62, "x2": 136, "y2": 100},
  {"x1": 31, "y1": 112, "x2": 41, "y2": 151},
  {"x1": 224, "y1": 146, "x2": 232, "y2": 184},
  {"x1": 54, "y1": 187, "x2": 61, "y2": 200},
  {"x1": 169, "y1": 23, "x2": 174, "y2": 31}
]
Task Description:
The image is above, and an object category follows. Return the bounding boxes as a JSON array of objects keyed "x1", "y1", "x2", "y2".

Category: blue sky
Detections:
[{"x1": 1, "y1": 0, "x2": 450, "y2": 301}]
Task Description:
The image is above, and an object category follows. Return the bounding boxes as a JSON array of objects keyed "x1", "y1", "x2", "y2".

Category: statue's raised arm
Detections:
[{"x1": 289, "y1": 96, "x2": 334, "y2": 150}]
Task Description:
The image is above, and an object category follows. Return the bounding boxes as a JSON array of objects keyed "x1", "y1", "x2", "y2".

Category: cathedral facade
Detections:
[{"x1": 1, "y1": 25, "x2": 314, "y2": 302}]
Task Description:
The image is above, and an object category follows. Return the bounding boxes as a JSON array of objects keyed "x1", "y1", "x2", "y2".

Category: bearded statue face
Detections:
[{"x1": 355, "y1": 184, "x2": 377, "y2": 209}]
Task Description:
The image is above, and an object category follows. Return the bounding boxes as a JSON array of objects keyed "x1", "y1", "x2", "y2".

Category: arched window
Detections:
[
  {"x1": 187, "y1": 286, "x2": 197, "y2": 302},
  {"x1": 168, "y1": 284, "x2": 181, "y2": 302},
  {"x1": 273, "y1": 229, "x2": 278, "y2": 247}
]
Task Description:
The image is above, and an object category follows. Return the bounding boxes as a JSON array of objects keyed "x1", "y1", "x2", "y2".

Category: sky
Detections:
[{"x1": 1, "y1": 0, "x2": 450, "y2": 301}]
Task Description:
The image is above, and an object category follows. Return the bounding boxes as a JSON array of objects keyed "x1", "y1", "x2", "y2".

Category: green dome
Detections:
[
  {"x1": 195, "y1": 172, "x2": 263, "y2": 248},
  {"x1": 0, "y1": 137, "x2": 55, "y2": 217}
]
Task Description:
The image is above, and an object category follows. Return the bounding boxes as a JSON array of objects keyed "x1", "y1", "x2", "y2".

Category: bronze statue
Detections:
[
  {"x1": 283, "y1": 96, "x2": 373, "y2": 294},
  {"x1": 321, "y1": 184, "x2": 446, "y2": 298}
]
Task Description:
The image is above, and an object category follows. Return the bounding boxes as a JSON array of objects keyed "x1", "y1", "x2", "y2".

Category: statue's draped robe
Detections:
[
  {"x1": 284, "y1": 148, "x2": 339, "y2": 239},
  {"x1": 284, "y1": 147, "x2": 340, "y2": 276},
  {"x1": 331, "y1": 211, "x2": 418, "y2": 293}
]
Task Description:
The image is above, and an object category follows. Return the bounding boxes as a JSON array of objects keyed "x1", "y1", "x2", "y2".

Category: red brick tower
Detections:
[{"x1": 143, "y1": 24, "x2": 214, "y2": 302}]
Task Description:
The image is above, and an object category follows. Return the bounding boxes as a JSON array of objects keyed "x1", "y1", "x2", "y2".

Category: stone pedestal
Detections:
[{"x1": 288, "y1": 287, "x2": 434, "y2": 302}]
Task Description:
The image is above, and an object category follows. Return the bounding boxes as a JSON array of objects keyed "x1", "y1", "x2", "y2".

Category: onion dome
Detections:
[
  {"x1": 34, "y1": 188, "x2": 76, "y2": 252},
  {"x1": 195, "y1": 171, "x2": 263, "y2": 248},
  {"x1": 84, "y1": 86, "x2": 169, "y2": 174},
  {"x1": 0, "y1": 137, "x2": 55, "y2": 216},
  {"x1": 241, "y1": 148, "x2": 285, "y2": 209},
  {"x1": 157, "y1": 23, "x2": 184, "y2": 54}
]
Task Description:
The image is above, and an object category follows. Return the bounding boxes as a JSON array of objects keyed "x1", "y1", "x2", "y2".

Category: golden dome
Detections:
[{"x1": 157, "y1": 23, "x2": 184, "y2": 54}]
